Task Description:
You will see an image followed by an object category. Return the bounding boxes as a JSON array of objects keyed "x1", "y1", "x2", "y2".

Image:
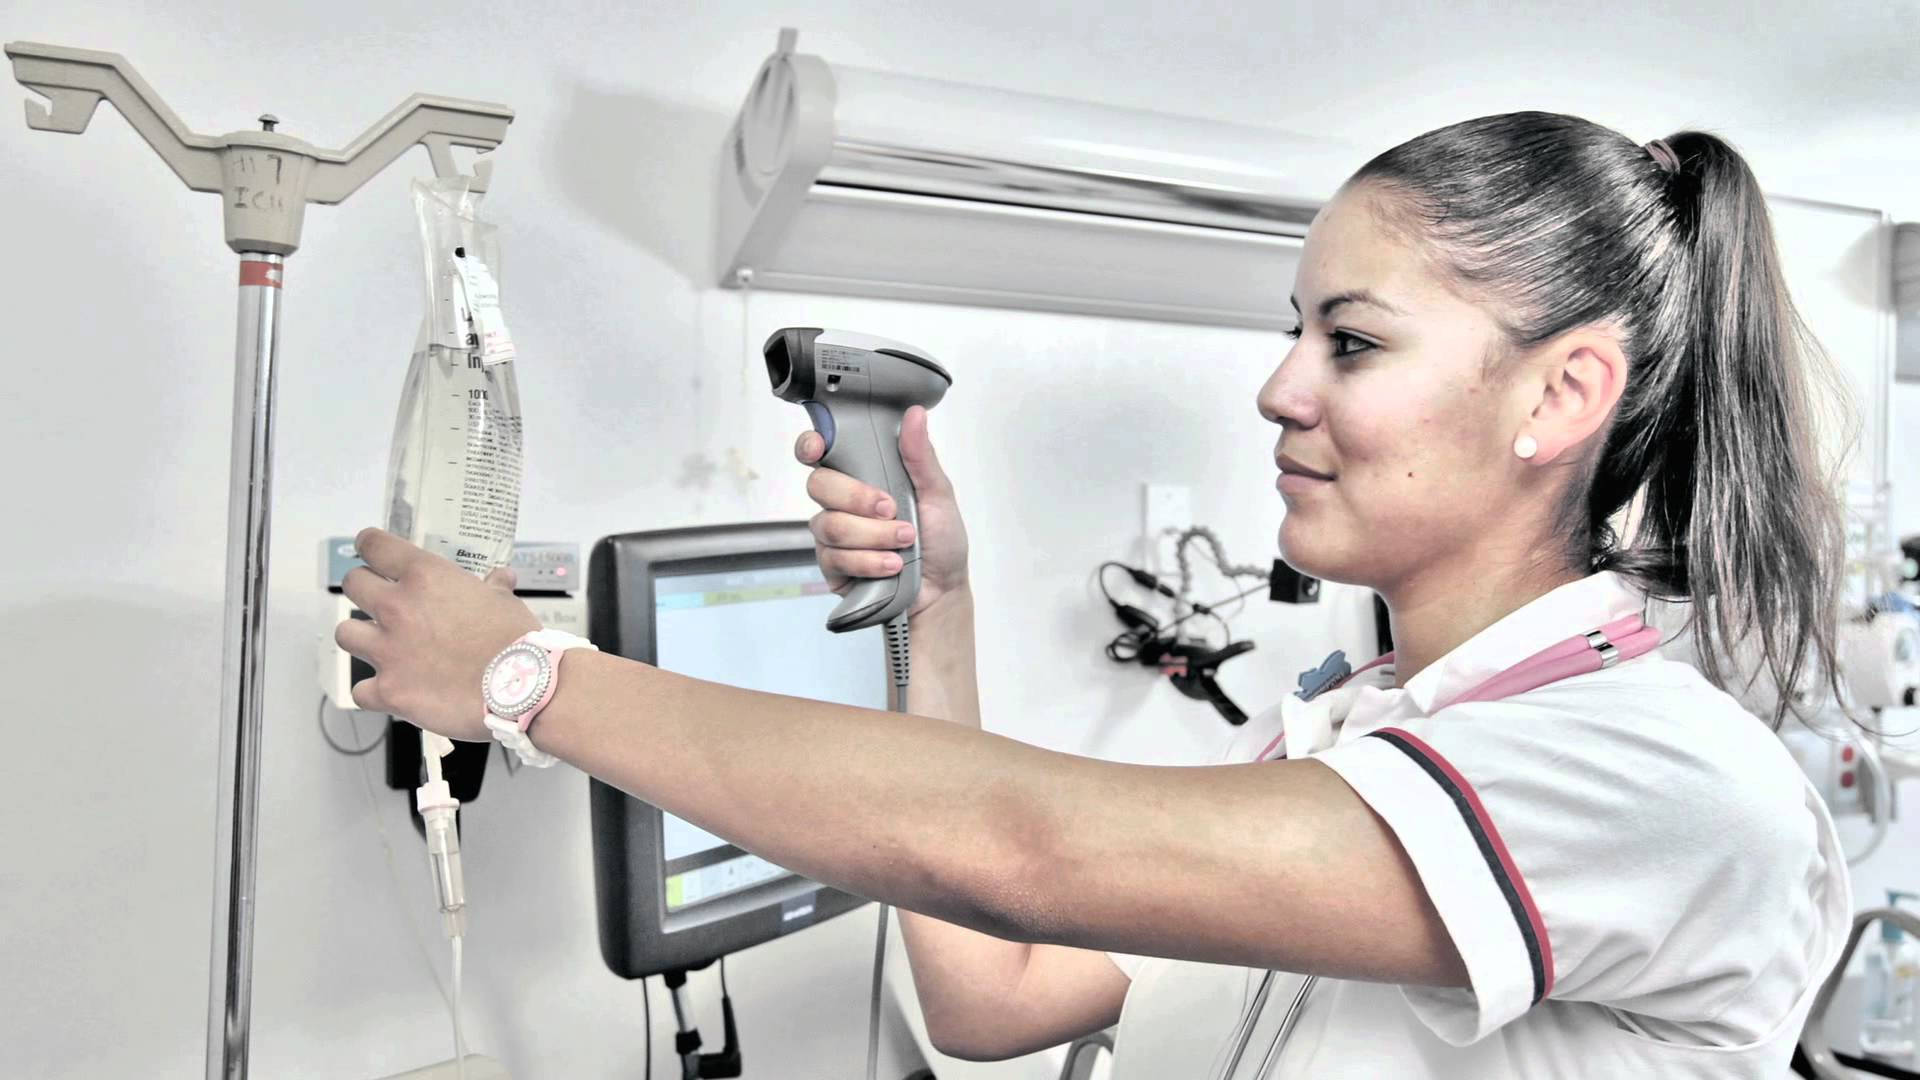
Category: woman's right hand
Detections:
[{"x1": 795, "y1": 404, "x2": 969, "y2": 617}]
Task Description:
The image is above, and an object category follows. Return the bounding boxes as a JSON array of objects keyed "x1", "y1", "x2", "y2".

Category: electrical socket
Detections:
[{"x1": 1143, "y1": 483, "x2": 1191, "y2": 558}]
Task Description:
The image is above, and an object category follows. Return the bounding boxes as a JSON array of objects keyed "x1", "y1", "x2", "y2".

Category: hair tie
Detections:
[{"x1": 1644, "y1": 138, "x2": 1680, "y2": 175}]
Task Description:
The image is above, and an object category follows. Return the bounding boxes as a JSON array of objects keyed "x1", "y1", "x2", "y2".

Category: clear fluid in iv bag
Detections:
[{"x1": 384, "y1": 343, "x2": 524, "y2": 576}]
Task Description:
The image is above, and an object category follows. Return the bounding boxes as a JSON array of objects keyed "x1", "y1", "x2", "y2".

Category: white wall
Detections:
[
  {"x1": 1896, "y1": 384, "x2": 1920, "y2": 537},
  {"x1": 1, "y1": 2, "x2": 1915, "y2": 1078}
]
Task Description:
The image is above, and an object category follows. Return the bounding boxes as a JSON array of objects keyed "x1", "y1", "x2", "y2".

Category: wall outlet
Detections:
[{"x1": 1143, "y1": 483, "x2": 1191, "y2": 555}]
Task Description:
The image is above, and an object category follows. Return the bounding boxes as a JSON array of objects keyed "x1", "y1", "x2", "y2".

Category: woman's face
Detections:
[{"x1": 1258, "y1": 185, "x2": 1528, "y2": 592}]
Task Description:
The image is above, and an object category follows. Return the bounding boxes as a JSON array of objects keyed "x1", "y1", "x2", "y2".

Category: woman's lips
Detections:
[
  {"x1": 1277, "y1": 471, "x2": 1333, "y2": 495},
  {"x1": 1276, "y1": 454, "x2": 1334, "y2": 495}
]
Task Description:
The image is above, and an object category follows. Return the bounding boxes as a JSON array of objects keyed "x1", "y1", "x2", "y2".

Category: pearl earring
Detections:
[{"x1": 1514, "y1": 434, "x2": 1538, "y2": 460}]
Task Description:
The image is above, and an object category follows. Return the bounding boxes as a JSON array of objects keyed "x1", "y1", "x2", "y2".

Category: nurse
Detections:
[{"x1": 338, "y1": 111, "x2": 1852, "y2": 1078}]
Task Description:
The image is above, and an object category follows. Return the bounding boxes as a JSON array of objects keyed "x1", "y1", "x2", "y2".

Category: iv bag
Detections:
[{"x1": 384, "y1": 177, "x2": 523, "y2": 576}]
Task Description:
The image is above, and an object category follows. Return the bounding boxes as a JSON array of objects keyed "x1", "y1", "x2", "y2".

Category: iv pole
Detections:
[{"x1": 3, "y1": 43, "x2": 513, "y2": 1080}]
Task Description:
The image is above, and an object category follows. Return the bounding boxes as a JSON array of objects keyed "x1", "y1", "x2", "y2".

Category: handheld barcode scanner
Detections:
[
  {"x1": 767, "y1": 326, "x2": 950, "y2": 1080},
  {"x1": 765, "y1": 328, "x2": 952, "y2": 632}
]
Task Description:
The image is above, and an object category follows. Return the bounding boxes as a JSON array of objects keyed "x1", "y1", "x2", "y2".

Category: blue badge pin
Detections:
[{"x1": 1296, "y1": 650, "x2": 1351, "y2": 701}]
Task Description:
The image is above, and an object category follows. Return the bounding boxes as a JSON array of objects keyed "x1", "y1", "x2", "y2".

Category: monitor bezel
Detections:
[{"x1": 586, "y1": 522, "x2": 877, "y2": 980}]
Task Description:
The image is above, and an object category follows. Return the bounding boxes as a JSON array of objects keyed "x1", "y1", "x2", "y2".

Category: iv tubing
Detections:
[
  {"x1": 418, "y1": 730, "x2": 471, "y2": 1075},
  {"x1": 868, "y1": 614, "x2": 913, "y2": 1080},
  {"x1": 451, "y1": 935, "x2": 469, "y2": 1080}
]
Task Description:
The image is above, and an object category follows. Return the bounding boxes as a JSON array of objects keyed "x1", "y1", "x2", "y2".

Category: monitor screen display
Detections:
[{"x1": 651, "y1": 562, "x2": 887, "y2": 913}]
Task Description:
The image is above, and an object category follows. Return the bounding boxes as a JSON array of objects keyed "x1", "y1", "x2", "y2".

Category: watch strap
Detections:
[
  {"x1": 485, "y1": 710, "x2": 559, "y2": 769},
  {"x1": 486, "y1": 629, "x2": 597, "y2": 768}
]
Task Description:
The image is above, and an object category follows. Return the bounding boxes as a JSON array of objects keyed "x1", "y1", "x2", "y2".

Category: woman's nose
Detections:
[{"x1": 1258, "y1": 353, "x2": 1320, "y2": 428}]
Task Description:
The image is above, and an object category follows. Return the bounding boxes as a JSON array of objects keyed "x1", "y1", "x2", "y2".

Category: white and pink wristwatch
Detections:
[{"x1": 481, "y1": 628, "x2": 598, "y2": 768}]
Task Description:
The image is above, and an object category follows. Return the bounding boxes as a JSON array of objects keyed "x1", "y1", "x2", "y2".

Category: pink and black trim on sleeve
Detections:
[{"x1": 1369, "y1": 727, "x2": 1556, "y2": 1004}]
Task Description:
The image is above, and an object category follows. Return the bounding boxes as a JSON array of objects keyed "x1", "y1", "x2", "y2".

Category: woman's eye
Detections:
[
  {"x1": 1329, "y1": 331, "x2": 1374, "y2": 359},
  {"x1": 1280, "y1": 325, "x2": 1374, "y2": 358}
]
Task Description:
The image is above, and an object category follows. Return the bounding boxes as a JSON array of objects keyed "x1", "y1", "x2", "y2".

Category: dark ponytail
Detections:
[{"x1": 1350, "y1": 113, "x2": 1846, "y2": 725}]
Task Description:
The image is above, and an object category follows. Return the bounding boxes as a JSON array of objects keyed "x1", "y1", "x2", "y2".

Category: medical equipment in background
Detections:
[
  {"x1": 1861, "y1": 891, "x2": 1920, "y2": 1060},
  {"x1": 1798, "y1": 904, "x2": 1920, "y2": 1080},
  {"x1": 765, "y1": 327, "x2": 951, "y2": 1080},
  {"x1": 386, "y1": 176, "x2": 524, "y2": 577},
  {"x1": 586, "y1": 524, "x2": 890, "y2": 1080},
  {"x1": 716, "y1": 28, "x2": 1360, "y2": 329},
  {"x1": 1714, "y1": 196, "x2": 1915, "y2": 873},
  {"x1": 375, "y1": 170, "x2": 533, "y2": 1079},
  {"x1": 1099, "y1": 532, "x2": 1321, "y2": 726},
  {"x1": 318, "y1": 538, "x2": 584, "y2": 829},
  {"x1": 1, "y1": 43, "x2": 512, "y2": 1080},
  {"x1": 1843, "y1": 598, "x2": 1920, "y2": 713},
  {"x1": 1775, "y1": 599, "x2": 1920, "y2": 868}
]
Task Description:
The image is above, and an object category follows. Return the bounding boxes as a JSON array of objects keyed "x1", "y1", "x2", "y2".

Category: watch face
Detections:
[{"x1": 486, "y1": 644, "x2": 549, "y2": 715}]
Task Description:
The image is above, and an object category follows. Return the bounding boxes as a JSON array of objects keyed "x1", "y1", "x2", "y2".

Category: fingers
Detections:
[
  {"x1": 793, "y1": 430, "x2": 825, "y2": 466},
  {"x1": 810, "y1": 509, "x2": 915, "y2": 551},
  {"x1": 816, "y1": 544, "x2": 905, "y2": 583},
  {"x1": 816, "y1": 562, "x2": 851, "y2": 595},
  {"x1": 806, "y1": 466, "x2": 896, "y2": 519},
  {"x1": 485, "y1": 566, "x2": 518, "y2": 591},
  {"x1": 898, "y1": 406, "x2": 952, "y2": 499},
  {"x1": 334, "y1": 615, "x2": 385, "y2": 665},
  {"x1": 342, "y1": 566, "x2": 398, "y2": 616},
  {"x1": 349, "y1": 675, "x2": 389, "y2": 713},
  {"x1": 354, "y1": 527, "x2": 426, "y2": 580},
  {"x1": 805, "y1": 509, "x2": 907, "y2": 587}
]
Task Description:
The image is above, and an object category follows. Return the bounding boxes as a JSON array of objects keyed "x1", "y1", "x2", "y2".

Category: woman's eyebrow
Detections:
[{"x1": 1288, "y1": 289, "x2": 1407, "y2": 320}]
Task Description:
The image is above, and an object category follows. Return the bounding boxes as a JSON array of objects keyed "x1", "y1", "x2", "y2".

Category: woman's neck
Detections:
[{"x1": 1384, "y1": 555, "x2": 1585, "y2": 686}]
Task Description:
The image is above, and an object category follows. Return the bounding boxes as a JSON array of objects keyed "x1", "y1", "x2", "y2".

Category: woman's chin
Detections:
[{"x1": 1278, "y1": 517, "x2": 1350, "y2": 585}]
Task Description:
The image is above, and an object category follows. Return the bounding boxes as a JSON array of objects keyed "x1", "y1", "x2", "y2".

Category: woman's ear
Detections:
[{"x1": 1519, "y1": 329, "x2": 1629, "y2": 465}]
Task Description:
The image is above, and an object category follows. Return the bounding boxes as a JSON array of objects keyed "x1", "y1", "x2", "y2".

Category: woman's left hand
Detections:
[{"x1": 334, "y1": 527, "x2": 541, "y2": 740}]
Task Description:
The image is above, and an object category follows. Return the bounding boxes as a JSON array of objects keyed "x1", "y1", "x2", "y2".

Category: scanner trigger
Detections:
[{"x1": 800, "y1": 400, "x2": 836, "y2": 455}]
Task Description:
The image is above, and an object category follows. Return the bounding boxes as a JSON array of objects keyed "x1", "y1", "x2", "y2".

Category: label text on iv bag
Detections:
[{"x1": 454, "y1": 254, "x2": 516, "y2": 365}]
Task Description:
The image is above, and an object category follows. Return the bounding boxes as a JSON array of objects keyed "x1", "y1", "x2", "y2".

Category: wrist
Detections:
[
  {"x1": 912, "y1": 586, "x2": 976, "y2": 638},
  {"x1": 482, "y1": 629, "x2": 597, "y2": 767},
  {"x1": 906, "y1": 587, "x2": 981, "y2": 727},
  {"x1": 522, "y1": 647, "x2": 621, "y2": 765}
]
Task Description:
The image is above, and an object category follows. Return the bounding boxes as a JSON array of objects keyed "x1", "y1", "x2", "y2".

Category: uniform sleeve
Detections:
[{"x1": 1310, "y1": 675, "x2": 1832, "y2": 1048}]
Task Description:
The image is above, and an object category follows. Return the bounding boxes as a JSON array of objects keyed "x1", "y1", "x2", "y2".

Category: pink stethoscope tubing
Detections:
[
  {"x1": 1448, "y1": 614, "x2": 1660, "y2": 707},
  {"x1": 1254, "y1": 615, "x2": 1661, "y2": 763}
]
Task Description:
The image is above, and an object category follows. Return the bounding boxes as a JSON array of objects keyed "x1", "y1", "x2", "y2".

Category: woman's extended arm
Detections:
[
  {"x1": 341, "y1": 522, "x2": 1464, "y2": 993},
  {"x1": 336, "y1": 387, "x2": 1462, "y2": 1039},
  {"x1": 522, "y1": 596, "x2": 1465, "y2": 991}
]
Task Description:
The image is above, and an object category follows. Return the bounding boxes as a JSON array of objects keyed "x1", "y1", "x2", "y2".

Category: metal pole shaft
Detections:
[
  {"x1": 667, "y1": 978, "x2": 700, "y2": 1080},
  {"x1": 205, "y1": 253, "x2": 285, "y2": 1080}
]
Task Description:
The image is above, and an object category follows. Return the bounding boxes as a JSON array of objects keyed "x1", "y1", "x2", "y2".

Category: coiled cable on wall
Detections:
[{"x1": 1174, "y1": 525, "x2": 1268, "y2": 611}]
